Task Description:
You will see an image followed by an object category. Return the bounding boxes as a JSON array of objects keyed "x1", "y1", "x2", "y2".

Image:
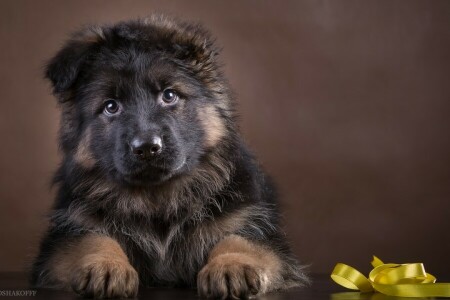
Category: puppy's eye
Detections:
[
  {"x1": 104, "y1": 100, "x2": 120, "y2": 115},
  {"x1": 161, "y1": 89, "x2": 179, "y2": 104}
]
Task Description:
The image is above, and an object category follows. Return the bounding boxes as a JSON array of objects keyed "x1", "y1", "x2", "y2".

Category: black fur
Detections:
[{"x1": 31, "y1": 15, "x2": 308, "y2": 298}]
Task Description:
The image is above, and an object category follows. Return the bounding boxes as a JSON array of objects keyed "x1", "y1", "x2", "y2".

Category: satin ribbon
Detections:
[{"x1": 331, "y1": 256, "x2": 450, "y2": 298}]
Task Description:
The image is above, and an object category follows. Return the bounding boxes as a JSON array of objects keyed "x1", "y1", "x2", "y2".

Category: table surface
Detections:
[{"x1": 0, "y1": 273, "x2": 441, "y2": 299}]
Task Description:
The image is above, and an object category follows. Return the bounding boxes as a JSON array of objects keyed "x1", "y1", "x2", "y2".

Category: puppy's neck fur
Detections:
[{"x1": 52, "y1": 146, "x2": 236, "y2": 233}]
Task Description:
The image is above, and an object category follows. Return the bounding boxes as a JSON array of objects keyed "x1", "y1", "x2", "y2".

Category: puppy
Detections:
[{"x1": 31, "y1": 15, "x2": 309, "y2": 299}]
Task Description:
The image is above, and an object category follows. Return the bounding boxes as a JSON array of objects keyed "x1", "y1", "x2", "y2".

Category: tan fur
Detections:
[
  {"x1": 195, "y1": 204, "x2": 275, "y2": 243},
  {"x1": 45, "y1": 234, "x2": 138, "y2": 298},
  {"x1": 198, "y1": 235, "x2": 283, "y2": 298},
  {"x1": 74, "y1": 127, "x2": 96, "y2": 168},
  {"x1": 197, "y1": 105, "x2": 226, "y2": 148}
]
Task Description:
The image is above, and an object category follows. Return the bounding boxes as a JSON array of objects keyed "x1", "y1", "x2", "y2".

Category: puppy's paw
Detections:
[
  {"x1": 197, "y1": 253, "x2": 267, "y2": 299},
  {"x1": 71, "y1": 254, "x2": 139, "y2": 298}
]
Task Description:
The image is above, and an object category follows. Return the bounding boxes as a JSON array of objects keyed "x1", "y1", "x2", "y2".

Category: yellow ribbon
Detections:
[{"x1": 331, "y1": 256, "x2": 450, "y2": 298}]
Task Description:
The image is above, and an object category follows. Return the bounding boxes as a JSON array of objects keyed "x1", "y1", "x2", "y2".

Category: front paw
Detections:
[
  {"x1": 197, "y1": 253, "x2": 266, "y2": 299},
  {"x1": 71, "y1": 254, "x2": 139, "y2": 298}
]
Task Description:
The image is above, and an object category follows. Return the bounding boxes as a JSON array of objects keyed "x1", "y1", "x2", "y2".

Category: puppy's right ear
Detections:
[{"x1": 45, "y1": 26, "x2": 104, "y2": 100}]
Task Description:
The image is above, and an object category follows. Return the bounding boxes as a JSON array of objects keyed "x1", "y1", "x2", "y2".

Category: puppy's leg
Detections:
[
  {"x1": 44, "y1": 233, "x2": 138, "y2": 298},
  {"x1": 197, "y1": 234, "x2": 283, "y2": 299}
]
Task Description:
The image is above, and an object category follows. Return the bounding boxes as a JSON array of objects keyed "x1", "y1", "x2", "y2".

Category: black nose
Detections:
[{"x1": 130, "y1": 136, "x2": 162, "y2": 159}]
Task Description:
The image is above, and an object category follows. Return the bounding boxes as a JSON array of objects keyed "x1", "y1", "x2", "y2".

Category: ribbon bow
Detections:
[{"x1": 331, "y1": 256, "x2": 450, "y2": 298}]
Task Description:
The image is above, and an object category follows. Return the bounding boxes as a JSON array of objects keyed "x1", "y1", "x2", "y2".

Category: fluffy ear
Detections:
[
  {"x1": 45, "y1": 27, "x2": 104, "y2": 100},
  {"x1": 173, "y1": 26, "x2": 218, "y2": 71},
  {"x1": 143, "y1": 15, "x2": 219, "y2": 71}
]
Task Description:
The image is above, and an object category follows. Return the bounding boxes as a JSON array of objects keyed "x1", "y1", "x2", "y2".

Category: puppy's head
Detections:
[{"x1": 47, "y1": 16, "x2": 234, "y2": 186}]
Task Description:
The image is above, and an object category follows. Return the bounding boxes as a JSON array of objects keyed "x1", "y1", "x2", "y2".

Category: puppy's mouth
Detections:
[{"x1": 117, "y1": 158, "x2": 186, "y2": 186}]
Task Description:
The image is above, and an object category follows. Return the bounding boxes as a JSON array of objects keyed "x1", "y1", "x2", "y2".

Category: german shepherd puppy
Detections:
[{"x1": 31, "y1": 15, "x2": 308, "y2": 299}]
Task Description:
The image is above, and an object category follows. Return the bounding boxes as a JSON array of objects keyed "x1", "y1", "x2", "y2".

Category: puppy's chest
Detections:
[
  {"x1": 117, "y1": 216, "x2": 218, "y2": 264},
  {"x1": 137, "y1": 218, "x2": 182, "y2": 260},
  {"x1": 112, "y1": 217, "x2": 220, "y2": 285}
]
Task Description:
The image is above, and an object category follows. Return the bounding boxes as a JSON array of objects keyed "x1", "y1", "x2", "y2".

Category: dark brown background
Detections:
[{"x1": 0, "y1": 0, "x2": 449, "y2": 277}]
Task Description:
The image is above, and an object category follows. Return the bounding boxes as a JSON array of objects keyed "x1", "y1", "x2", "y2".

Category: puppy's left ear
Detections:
[{"x1": 45, "y1": 26, "x2": 104, "y2": 101}]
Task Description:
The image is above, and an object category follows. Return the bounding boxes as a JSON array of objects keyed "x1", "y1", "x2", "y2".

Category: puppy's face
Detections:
[
  {"x1": 48, "y1": 20, "x2": 231, "y2": 186},
  {"x1": 87, "y1": 56, "x2": 206, "y2": 185}
]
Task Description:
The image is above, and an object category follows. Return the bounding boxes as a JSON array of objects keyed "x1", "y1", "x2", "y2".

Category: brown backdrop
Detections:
[{"x1": 0, "y1": 0, "x2": 449, "y2": 276}]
